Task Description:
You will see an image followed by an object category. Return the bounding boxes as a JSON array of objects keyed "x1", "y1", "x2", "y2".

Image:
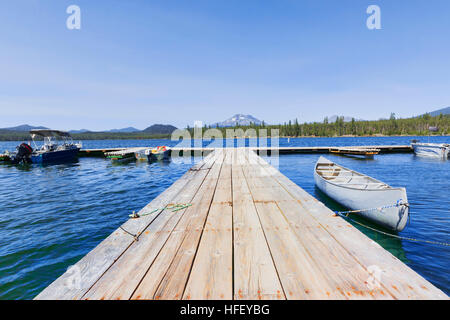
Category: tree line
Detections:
[{"x1": 186, "y1": 113, "x2": 450, "y2": 137}]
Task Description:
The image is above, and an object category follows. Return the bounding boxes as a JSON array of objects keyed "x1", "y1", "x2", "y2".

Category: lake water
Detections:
[{"x1": 0, "y1": 136, "x2": 449, "y2": 299}]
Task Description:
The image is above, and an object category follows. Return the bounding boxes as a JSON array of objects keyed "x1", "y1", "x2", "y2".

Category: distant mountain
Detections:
[
  {"x1": 70, "y1": 127, "x2": 139, "y2": 133},
  {"x1": 69, "y1": 129, "x2": 91, "y2": 134},
  {"x1": 1, "y1": 124, "x2": 49, "y2": 132},
  {"x1": 214, "y1": 114, "x2": 263, "y2": 127},
  {"x1": 107, "y1": 127, "x2": 140, "y2": 133},
  {"x1": 423, "y1": 107, "x2": 450, "y2": 117},
  {"x1": 142, "y1": 124, "x2": 177, "y2": 135}
]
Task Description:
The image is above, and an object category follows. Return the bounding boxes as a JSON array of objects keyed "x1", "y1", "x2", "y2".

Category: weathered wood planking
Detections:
[
  {"x1": 82, "y1": 151, "x2": 222, "y2": 300},
  {"x1": 244, "y1": 151, "x2": 386, "y2": 299},
  {"x1": 182, "y1": 150, "x2": 233, "y2": 300},
  {"x1": 36, "y1": 148, "x2": 447, "y2": 300},
  {"x1": 242, "y1": 155, "x2": 349, "y2": 299},
  {"x1": 35, "y1": 152, "x2": 217, "y2": 300},
  {"x1": 232, "y1": 149, "x2": 285, "y2": 300},
  {"x1": 247, "y1": 150, "x2": 448, "y2": 300},
  {"x1": 132, "y1": 150, "x2": 225, "y2": 300}
]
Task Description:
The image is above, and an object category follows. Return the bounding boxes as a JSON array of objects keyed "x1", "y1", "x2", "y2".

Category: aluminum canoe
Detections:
[{"x1": 314, "y1": 156, "x2": 409, "y2": 231}]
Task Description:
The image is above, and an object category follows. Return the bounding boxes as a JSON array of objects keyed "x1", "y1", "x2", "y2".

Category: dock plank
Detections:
[
  {"x1": 232, "y1": 149, "x2": 285, "y2": 300},
  {"x1": 182, "y1": 150, "x2": 233, "y2": 300}
]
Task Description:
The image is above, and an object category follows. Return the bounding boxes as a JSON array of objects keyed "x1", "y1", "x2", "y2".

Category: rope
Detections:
[
  {"x1": 336, "y1": 200, "x2": 409, "y2": 217},
  {"x1": 121, "y1": 204, "x2": 193, "y2": 241},
  {"x1": 128, "y1": 203, "x2": 193, "y2": 218},
  {"x1": 333, "y1": 204, "x2": 450, "y2": 247},
  {"x1": 119, "y1": 226, "x2": 140, "y2": 242}
]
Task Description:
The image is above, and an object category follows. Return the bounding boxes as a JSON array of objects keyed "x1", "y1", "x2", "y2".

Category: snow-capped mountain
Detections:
[{"x1": 213, "y1": 114, "x2": 263, "y2": 127}]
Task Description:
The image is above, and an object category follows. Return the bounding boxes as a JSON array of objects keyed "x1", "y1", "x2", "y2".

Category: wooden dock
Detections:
[
  {"x1": 329, "y1": 147, "x2": 380, "y2": 158},
  {"x1": 78, "y1": 145, "x2": 412, "y2": 157},
  {"x1": 254, "y1": 145, "x2": 412, "y2": 155},
  {"x1": 36, "y1": 148, "x2": 446, "y2": 300}
]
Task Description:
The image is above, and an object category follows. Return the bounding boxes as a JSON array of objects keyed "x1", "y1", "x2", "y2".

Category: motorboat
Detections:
[
  {"x1": 6, "y1": 130, "x2": 82, "y2": 164},
  {"x1": 411, "y1": 141, "x2": 449, "y2": 159},
  {"x1": 146, "y1": 146, "x2": 170, "y2": 162}
]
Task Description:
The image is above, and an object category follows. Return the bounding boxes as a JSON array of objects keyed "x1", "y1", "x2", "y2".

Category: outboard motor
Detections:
[{"x1": 11, "y1": 143, "x2": 33, "y2": 164}]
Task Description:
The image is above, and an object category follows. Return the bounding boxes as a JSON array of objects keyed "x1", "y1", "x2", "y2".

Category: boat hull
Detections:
[
  {"x1": 314, "y1": 161, "x2": 409, "y2": 232},
  {"x1": 0, "y1": 154, "x2": 11, "y2": 162},
  {"x1": 31, "y1": 148, "x2": 80, "y2": 164},
  {"x1": 147, "y1": 150, "x2": 170, "y2": 162},
  {"x1": 108, "y1": 153, "x2": 136, "y2": 163},
  {"x1": 412, "y1": 143, "x2": 449, "y2": 159}
]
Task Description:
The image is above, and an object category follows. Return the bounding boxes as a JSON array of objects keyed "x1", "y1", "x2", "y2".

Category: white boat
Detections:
[
  {"x1": 314, "y1": 157, "x2": 409, "y2": 232},
  {"x1": 411, "y1": 142, "x2": 449, "y2": 159}
]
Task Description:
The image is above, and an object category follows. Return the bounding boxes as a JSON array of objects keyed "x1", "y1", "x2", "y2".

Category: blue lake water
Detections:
[{"x1": 0, "y1": 136, "x2": 449, "y2": 299}]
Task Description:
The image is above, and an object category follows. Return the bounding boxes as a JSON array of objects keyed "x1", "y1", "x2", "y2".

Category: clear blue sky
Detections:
[{"x1": 0, "y1": 0, "x2": 449, "y2": 130}]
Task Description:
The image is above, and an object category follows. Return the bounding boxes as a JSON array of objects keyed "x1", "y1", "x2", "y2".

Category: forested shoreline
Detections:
[{"x1": 0, "y1": 114, "x2": 448, "y2": 141}]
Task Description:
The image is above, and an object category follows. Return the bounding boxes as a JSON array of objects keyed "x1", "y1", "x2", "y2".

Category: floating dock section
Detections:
[
  {"x1": 329, "y1": 147, "x2": 380, "y2": 158},
  {"x1": 37, "y1": 148, "x2": 446, "y2": 300},
  {"x1": 78, "y1": 145, "x2": 412, "y2": 157}
]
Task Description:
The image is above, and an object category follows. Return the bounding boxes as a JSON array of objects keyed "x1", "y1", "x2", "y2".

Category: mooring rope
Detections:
[
  {"x1": 335, "y1": 199, "x2": 409, "y2": 217},
  {"x1": 128, "y1": 203, "x2": 193, "y2": 219},
  {"x1": 119, "y1": 226, "x2": 140, "y2": 242},
  {"x1": 120, "y1": 203, "x2": 193, "y2": 241},
  {"x1": 333, "y1": 202, "x2": 450, "y2": 247}
]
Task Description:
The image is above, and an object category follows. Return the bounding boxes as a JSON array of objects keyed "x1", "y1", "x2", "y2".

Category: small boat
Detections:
[
  {"x1": 411, "y1": 141, "x2": 449, "y2": 159},
  {"x1": 314, "y1": 156, "x2": 409, "y2": 231},
  {"x1": 146, "y1": 146, "x2": 170, "y2": 162},
  {"x1": 134, "y1": 149, "x2": 148, "y2": 161},
  {"x1": 105, "y1": 147, "x2": 151, "y2": 163},
  {"x1": 29, "y1": 130, "x2": 81, "y2": 164},
  {"x1": 0, "y1": 153, "x2": 11, "y2": 162},
  {"x1": 105, "y1": 150, "x2": 136, "y2": 163},
  {"x1": 5, "y1": 130, "x2": 81, "y2": 165}
]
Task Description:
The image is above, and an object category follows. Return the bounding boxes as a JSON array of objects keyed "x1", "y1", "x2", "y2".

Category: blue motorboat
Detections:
[
  {"x1": 29, "y1": 130, "x2": 82, "y2": 164},
  {"x1": 4, "y1": 130, "x2": 82, "y2": 165}
]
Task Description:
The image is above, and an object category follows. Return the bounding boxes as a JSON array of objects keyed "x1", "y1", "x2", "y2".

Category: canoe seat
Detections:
[{"x1": 319, "y1": 167, "x2": 341, "y2": 180}]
